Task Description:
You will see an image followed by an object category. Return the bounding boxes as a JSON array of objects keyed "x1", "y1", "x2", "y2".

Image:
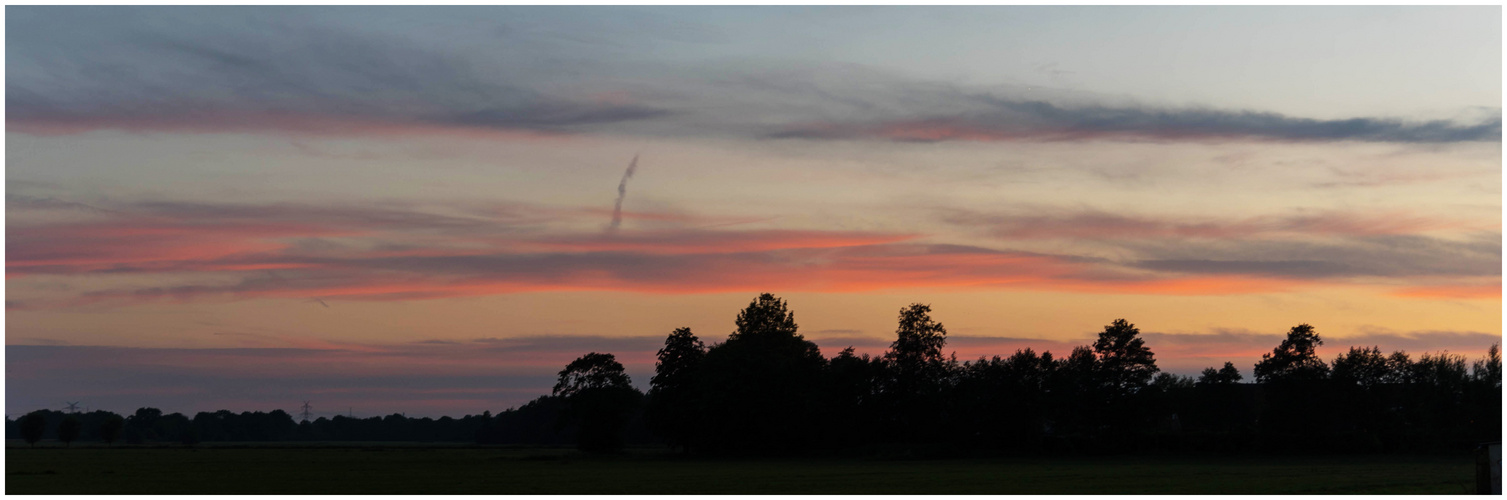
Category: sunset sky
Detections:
[{"x1": 6, "y1": 6, "x2": 1502, "y2": 418}]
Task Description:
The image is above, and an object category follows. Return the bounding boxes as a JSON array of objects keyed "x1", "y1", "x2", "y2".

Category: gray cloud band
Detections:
[
  {"x1": 1124, "y1": 234, "x2": 1501, "y2": 279},
  {"x1": 7, "y1": 7, "x2": 1497, "y2": 144},
  {"x1": 766, "y1": 99, "x2": 1500, "y2": 143}
]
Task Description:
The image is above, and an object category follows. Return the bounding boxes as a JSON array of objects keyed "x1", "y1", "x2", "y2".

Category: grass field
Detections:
[{"x1": 5, "y1": 443, "x2": 1481, "y2": 494}]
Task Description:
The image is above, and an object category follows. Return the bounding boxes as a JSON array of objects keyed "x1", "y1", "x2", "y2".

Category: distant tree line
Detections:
[
  {"x1": 9, "y1": 293, "x2": 1501, "y2": 457},
  {"x1": 5, "y1": 407, "x2": 495, "y2": 446}
]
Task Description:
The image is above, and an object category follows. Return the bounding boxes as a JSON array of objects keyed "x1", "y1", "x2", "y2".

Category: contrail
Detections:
[{"x1": 608, "y1": 154, "x2": 639, "y2": 233}]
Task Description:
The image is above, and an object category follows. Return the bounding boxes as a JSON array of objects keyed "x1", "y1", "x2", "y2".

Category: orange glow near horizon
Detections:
[
  {"x1": 4, "y1": 5, "x2": 1500, "y2": 419},
  {"x1": 1391, "y1": 283, "x2": 1502, "y2": 300}
]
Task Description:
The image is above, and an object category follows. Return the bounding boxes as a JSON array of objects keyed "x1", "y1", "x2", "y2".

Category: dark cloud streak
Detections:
[
  {"x1": 768, "y1": 98, "x2": 1501, "y2": 144},
  {"x1": 1125, "y1": 233, "x2": 1501, "y2": 279}
]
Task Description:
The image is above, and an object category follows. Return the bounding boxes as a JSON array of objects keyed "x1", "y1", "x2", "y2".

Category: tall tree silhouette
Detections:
[
  {"x1": 1252, "y1": 324, "x2": 1332, "y2": 451},
  {"x1": 646, "y1": 327, "x2": 706, "y2": 452},
  {"x1": 884, "y1": 303, "x2": 949, "y2": 378},
  {"x1": 881, "y1": 304, "x2": 952, "y2": 442},
  {"x1": 698, "y1": 293, "x2": 827, "y2": 454},
  {"x1": 553, "y1": 352, "x2": 641, "y2": 452},
  {"x1": 1093, "y1": 319, "x2": 1159, "y2": 393},
  {"x1": 1253, "y1": 324, "x2": 1329, "y2": 383}
]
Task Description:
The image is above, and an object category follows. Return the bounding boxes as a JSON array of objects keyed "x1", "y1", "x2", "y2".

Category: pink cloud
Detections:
[
  {"x1": 6, "y1": 221, "x2": 349, "y2": 276},
  {"x1": 523, "y1": 230, "x2": 919, "y2": 254},
  {"x1": 8, "y1": 198, "x2": 1492, "y2": 310}
]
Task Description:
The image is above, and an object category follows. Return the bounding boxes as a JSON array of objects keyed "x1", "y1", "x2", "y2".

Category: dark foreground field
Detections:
[{"x1": 5, "y1": 444, "x2": 1480, "y2": 494}]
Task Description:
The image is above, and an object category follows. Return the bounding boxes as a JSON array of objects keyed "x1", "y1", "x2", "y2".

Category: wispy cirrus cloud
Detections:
[
  {"x1": 32, "y1": 244, "x2": 1090, "y2": 305},
  {"x1": 767, "y1": 99, "x2": 1501, "y2": 144},
  {"x1": 937, "y1": 206, "x2": 1499, "y2": 296},
  {"x1": 1123, "y1": 233, "x2": 1501, "y2": 280},
  {"x1": 9, "y1": 7, "x2": 1495, "y2": 145},
  {"x1": 9, "y1": 195, "x2": 1497, "y2": 309},
  {"x1": 7, "y1": 221, "x2": 342, "y2": 276},
  {"x1": 5, "y1": 193, "x2": 115, "y2": 214},
  {"x1": 5, "y1": 197, "x2": 562, "y2": 276},
  {"x1": 7, "y1": 7, "x2": 671, "y2": 139},
  {"x1": 942, "y1": 208, "x2": 1470, "y2": 241}
]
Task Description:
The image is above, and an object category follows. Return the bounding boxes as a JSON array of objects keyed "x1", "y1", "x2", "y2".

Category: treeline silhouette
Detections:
[{"x1": 9, "y1": 294, "x2": 1501, "y2": 456}]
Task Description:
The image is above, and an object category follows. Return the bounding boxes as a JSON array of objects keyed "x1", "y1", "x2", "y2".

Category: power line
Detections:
[{"x1": 299, "y1": 401, "x2": 313, "y2": 423}]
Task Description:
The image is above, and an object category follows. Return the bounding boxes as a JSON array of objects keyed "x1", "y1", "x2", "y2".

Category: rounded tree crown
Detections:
[{"x1": 731, "y1": 293, "x2": 800, "y2": 342}]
